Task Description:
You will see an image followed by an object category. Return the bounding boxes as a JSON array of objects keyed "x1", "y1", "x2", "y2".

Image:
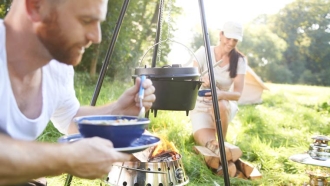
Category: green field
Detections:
[{"x1": 39, "y1": 74, "x2": 330, "y2": 186}]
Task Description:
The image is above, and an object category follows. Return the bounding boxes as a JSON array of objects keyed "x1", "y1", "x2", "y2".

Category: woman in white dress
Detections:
[{"x1": 190, "y1": 21, "x2": 247, "y2": 152}]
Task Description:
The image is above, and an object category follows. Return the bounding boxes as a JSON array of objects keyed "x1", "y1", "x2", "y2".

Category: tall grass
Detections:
[{"x1": 39, "y1": 73, "x2": 330, "y2": 185}]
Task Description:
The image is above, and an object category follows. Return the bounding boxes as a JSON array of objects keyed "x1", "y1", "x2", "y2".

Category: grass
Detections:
[{"x1": 38, "y1": 73, "x2": 330, "y2": 185}]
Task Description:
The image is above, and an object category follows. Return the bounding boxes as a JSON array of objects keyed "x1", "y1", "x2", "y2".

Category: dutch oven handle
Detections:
[
  {"x1": 112, "y1": 164, "x2": 167, "y2": 174},
  {"x1": 137, "y1": 38, "x2": 200, "y2": 68}
]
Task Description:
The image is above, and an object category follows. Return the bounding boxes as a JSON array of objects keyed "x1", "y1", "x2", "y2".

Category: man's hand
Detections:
[
  {"x1": 63, "y1": 137, "x2": 132, "y2": 179},
  {"x1": 0, "y1": 134, "x2": 132, "y2": 185},
  {"x1": 113, "y1": 77, "x2": 156, "y2": 116}
]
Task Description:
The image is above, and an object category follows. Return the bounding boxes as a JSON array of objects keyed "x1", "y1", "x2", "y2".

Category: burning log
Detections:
[
  {"x1": 146, "y1": 134, "x2": 181, "y2": 162},
  {"x1": 133, "y1": 133, "x2": 181, "y2": 163},
  {"x1": 149, "y1": 150, "x2": 181, "y2": 162}
]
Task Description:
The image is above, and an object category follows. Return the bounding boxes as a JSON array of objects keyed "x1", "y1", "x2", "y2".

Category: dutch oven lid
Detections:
[{"x1": 134, "y1": 64, "x2": 200, "y2": 78}]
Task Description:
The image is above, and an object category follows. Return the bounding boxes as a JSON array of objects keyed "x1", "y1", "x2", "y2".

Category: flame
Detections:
[{"x1": 150, "y1": 135, "x2": 180, "y2": 158}]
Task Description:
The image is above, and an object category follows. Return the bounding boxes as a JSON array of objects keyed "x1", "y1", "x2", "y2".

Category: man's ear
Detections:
[{"x1": 25, "y1": 0, "x2": 43, "y2": 22}]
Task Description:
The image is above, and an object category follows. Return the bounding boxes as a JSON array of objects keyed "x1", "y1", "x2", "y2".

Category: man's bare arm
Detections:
[
  {"x1": 0, "y1": 134, "x2": 71, "y2": 185},
  {"x1": 0, "y1": 134, "x2": 131, "y2": 185}
]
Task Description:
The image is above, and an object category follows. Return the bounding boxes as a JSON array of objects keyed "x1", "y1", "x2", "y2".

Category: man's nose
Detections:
[{"x1": 86, "y1": 23, "x2": 102, "y2": 44}]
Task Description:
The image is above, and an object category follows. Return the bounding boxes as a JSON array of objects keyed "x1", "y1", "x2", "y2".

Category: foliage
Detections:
[
  {"x1": 75, "y1": 0, "x2": 181, "y2": 82},
  {"x1": 0, "y1": 0, "x2": 11, "y2": 18},
  {"x1": 269, "y1": 0, "x2": 330, "y2": 85},
  {"x1": 40, "y1": 74, "x2": 330, "y2": 185},
  {"x1": 239, "y1": 21, "x2": 290, "y2": 83},
  {"x1": 0, "y1": 4, "x2": 5, "y2": 18},
  {"x1": 189, "y1": 0, "x2": 330, "y2": 86},
  {"x1": 189, "y1": 28, "x2": 218, "y2": 52},
  {"x1": 1, "y1": 0, "x2": 181, "y2": 82},
  {"x1": 4, "y1": 0, "x2": 330, "y2": 86}
]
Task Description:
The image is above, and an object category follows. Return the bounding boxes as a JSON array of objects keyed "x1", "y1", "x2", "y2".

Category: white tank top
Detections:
[{"x1": 0, "y1": 20, "x2": 80, "y2": 140}]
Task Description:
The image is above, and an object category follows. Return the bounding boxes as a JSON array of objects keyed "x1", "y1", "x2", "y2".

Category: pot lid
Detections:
[{"x1": 134, "y1": 64, "x2": 200, "y2": 78}]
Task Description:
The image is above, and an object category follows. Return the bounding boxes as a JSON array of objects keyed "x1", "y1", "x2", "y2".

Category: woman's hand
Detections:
[
  {"x1": 203, "y1": 89, "x2": 223, "y2": 101},
  {"x1": 201, "y1": 73, "x2": 210, "y2": 88}
]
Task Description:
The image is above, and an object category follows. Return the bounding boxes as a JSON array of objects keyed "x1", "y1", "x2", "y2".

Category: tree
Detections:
[
  {"x1": 239, "y1": 18, "x2": 290, "y2": 83},
  {"x1": 0, "y1": 0, "x2": 180, "y2": 82},
  {"x1": 0, "y1": 0, "x2": 11, "y2": 18},
  {"x1": 189, "y1": 17, "x2": 290, "y2": 84},
  {"x1": 270, "y1": 0, "x2": 330, "y2": 85},
  {"x1": 77, "y1": 0, "x2": 181, "y2": 82}
]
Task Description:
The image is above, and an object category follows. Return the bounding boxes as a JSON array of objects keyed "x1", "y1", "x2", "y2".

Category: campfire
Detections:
[
  {"x1": 106, "y1": 134, "x2": 190, "y2": 186},
  {"x1": 132, "y1": 135, "x2": 181, "y2": 162}
]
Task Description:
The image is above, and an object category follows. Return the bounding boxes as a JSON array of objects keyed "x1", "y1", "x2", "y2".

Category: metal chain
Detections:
[
  {"x1": 139, "y1": 39, "x2": 200, "y2": 68},
  {"x1": 156, "y1": 0, "x2": 165, "y2": 63},
  {"x1": 157, "y1": 0, "x2": 173, "y2": 64},
  {"x1": 165, "y1": 0, "x2": 173, "y2": 41},
  {"x1": 139, "y1": 0, "x2": 200, "y2": 67}
]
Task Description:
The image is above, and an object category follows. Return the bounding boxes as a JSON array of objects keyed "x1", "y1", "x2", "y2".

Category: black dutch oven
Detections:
[{"x1": 133, "y1": 64, "x2": 202, "y2": 117}]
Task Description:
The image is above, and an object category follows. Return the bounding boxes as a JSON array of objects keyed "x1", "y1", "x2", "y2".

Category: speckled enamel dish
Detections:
[
  {"x1": 58, "y1": 133, "x2": 160, "y2": 154},
  {"x1": 74, "y1": 115, "x2": 150, "y2": 148}
]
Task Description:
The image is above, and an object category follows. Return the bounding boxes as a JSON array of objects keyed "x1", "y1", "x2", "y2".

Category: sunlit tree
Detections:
[
  {"x1": 77, "y1": 0, "x2": 181, "y2": 81},
  {"x1": 270, "y1": 0, "x2": 330, "y2": 85},
  {"x1": 0, "y1": 0, "x2": 11, "y2": 18}
]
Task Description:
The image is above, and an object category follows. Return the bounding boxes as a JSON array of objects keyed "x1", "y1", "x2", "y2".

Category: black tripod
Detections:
[{"x1": 64, "y1": 0, "x2": 230, "y2": 185}]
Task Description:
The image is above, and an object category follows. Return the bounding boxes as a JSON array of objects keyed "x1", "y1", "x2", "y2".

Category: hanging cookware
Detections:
[
  {"x1": 133, "y1": 64, "x2": 202, "y2": 117},
  {"x1": 133, "y1": 40, "x2": 203, "y2": 117}
]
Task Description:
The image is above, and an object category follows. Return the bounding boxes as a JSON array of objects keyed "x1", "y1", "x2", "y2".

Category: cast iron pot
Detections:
[{"x1": 133, "y1": 64, "x2": 202, "y2": 117}]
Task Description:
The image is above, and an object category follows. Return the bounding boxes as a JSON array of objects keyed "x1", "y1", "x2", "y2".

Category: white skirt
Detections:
[{"x1": 190, "y1": 96, "x2": 238, "y2": 134}]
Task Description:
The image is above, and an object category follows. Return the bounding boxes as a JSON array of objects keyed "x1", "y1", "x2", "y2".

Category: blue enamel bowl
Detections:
[{"x1": 74, "y1": 115, "x2": 150, "y2": 148}]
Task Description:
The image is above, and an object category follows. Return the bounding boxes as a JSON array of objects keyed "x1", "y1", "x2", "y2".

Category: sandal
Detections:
[{"x1": 205, "y1": 139, "x2": 220, "y2": 156}]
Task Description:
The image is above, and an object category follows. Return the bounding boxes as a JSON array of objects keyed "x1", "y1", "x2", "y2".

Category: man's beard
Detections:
[{"x1": 35, "y1": 10, "x2": 82, "y2": 66}]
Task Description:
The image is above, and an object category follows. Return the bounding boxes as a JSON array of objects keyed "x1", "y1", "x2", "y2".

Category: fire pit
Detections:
[{"x1": 105, "y1": 139, "x2": 189, "y2": 186}]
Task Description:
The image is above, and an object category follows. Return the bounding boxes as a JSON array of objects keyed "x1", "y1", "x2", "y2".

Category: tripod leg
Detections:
[{"x1": 64, "y1": 174, "x2": 73, "y2": 186}]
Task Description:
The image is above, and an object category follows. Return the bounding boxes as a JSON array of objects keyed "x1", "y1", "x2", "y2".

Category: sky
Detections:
[{"x1": 164, "y1": 0, "x2": 294, "y2": 66}]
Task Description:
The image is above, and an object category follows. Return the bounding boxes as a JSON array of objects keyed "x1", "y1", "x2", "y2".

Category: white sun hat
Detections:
[{"x1": 222, "y1": 21, "x2": 243, "y2": 41}]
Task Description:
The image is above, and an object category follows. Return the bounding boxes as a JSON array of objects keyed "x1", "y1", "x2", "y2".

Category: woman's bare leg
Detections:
[
  {"x1": 192, "y1": 100, "x2": 230, "y2": 147},
  {"x1": 218, "y1": 100, "x2": 230, "y2": 140},
  {"x1": 193, "y1": 128, "x2": 216, "y2": 146}
]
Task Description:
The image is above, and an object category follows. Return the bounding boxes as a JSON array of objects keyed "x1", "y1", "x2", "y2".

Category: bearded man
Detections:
[{"x1": 0, "y1": 0, "x2": 156, "y2": 185}]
